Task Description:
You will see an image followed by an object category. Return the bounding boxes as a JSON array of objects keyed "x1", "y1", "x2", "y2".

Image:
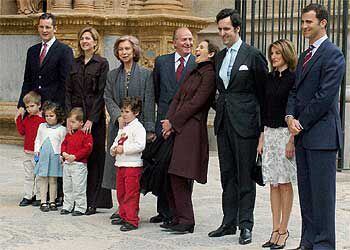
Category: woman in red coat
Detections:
[{"x1": 161, "y1": 40, "x2": 219, "y2": 233}]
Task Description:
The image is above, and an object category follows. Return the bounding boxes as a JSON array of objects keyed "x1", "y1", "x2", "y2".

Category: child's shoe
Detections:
[
  {"x1": 60, "y1": 209, "x2": 71, "y2": 215},
  {"x1": 49, "y1": 202, "x2": 58, "y2": 211},
  {"x1": 40, "y1": 203, "x2": 49, "y2": 212},
  {"x1": 32, "y1": 196, "x2": 41, "y2": 206},
  {"x1": 111, "y1": 217, "x2": 124, "y2": 225},
  {"x1": 72, "y1": 211, "x2": 84, "y2": 216},
  {"x1": 19, "y1": 198, "x2": 32, "y2": 207},
  {"x1": 120, "y1": 222, "x2": 138, "y2": 232}
]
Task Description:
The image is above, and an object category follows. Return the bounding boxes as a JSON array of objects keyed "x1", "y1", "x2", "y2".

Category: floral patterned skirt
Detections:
[{"x1": 262, "y1": 126, "x2": 296, "y2": 185}]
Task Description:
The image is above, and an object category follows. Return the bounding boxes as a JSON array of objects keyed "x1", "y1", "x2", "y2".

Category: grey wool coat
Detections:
[{"x1": 102, "y1": 62, "x2": 155, "y2": 190}]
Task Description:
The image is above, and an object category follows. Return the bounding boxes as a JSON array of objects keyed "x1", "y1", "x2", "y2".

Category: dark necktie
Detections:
[
  {"x1": 302, "y1": 45, "x2": 315, "y2": 70},
  {"x1": 176, "y1": 57, "x2": 185, "y2": 82},
  {"x1": 39, "y1": 43, "x2": 47, "y2": 65}
]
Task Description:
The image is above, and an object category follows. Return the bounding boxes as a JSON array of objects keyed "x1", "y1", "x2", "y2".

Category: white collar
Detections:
[
  {"x1": 227, "y1": 38, "x2": 242, "y2": 52},
  {"x1": 175, "y1": 52, "x2": 191, "y2": 63},
  {"x1": 310, "y1": 35, "x2": 327, "y2": 50},
  {"x1": 42, "y1": 36, "x2": 56, "y2": 47}
]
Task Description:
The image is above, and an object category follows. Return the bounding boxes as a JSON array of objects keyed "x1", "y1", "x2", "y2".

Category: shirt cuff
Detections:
[{"x1": 285, "y1": 115, "x2": 294, "y2": 123}]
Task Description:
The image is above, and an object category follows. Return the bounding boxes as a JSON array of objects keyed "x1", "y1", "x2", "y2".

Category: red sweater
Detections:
[
  {"x1": 61, "y1": 130, "x2": 93, "y2": 163},
  {"x1": 16, "y1": 114, "x2": 46, "y2": 152}
]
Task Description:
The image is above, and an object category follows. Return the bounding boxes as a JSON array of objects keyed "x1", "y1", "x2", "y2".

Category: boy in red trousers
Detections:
[
  {"x1": 60, "y1": 107, "x2": 93, "y2": 216},
  {"x1": 110, "y1": 97, "x2": 146, "y2": 231},
  {"x1": 16, "y1": 91, "x2": 46, "y2": 207}
]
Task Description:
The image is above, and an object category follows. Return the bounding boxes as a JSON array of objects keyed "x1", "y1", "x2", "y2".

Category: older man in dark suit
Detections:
[
  {"x1": 208, "y1": 9, "x2": 268, "y2": 245},
  {"x1": 286, "y1": 4, "x2": 345, "y2": 250},
  {"x1": 151, "y1": 27, "x2": 197, "y2": 225},
  {"x1": 17, "y1": 13, "x2": 73, "y2": 207}
]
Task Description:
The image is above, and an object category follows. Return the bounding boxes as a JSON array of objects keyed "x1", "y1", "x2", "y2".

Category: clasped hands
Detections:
[
  {"x1": 287, "y1": 117, "x2": 302, "y2": 136},
  {"x1": 62, "y1": 152, "x2": 76, "y2": 163}
]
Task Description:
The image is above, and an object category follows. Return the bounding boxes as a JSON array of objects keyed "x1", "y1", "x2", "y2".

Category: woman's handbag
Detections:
[{"x1": 251, "y1": 154, "x2": 265, "y2": 186}]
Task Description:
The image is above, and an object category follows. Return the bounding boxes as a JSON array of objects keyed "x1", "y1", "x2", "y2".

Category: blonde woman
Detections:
[{"x1": 65, "y1": 26, "x2": 112, "y2": 215}]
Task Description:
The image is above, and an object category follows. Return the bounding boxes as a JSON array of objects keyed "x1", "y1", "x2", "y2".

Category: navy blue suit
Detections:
[
  {"x1": 18, "y1": 39, "x2": 73, "y2": 108},
  {"x1": 286, "y1": 38, "x2": 345, "y2": 249}
]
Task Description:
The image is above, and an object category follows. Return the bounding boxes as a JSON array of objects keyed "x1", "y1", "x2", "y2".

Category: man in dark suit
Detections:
[
  {"x1": 151, "y1": 27, "x2": 197, "y2": 225},
  {"x1": 286, "y1": 4, "x2": 345, "y2": 250},
  {"x1": 17, "y1": 13, "x2": 73, "y2": 207},
  {"x1": 208, "y1": 9, "x2": 268, "y2": 245}
]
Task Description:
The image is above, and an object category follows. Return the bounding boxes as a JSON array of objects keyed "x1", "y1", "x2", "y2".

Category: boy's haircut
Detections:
[
  {"x1": 67, "y1": 107, "x2": 84, "y2": 121},
  {"x1": 23, "y1": 91, "x2": 41, "y2": 105},
  {"x1": 42, "y1": 101, "x2": 65, "y2": 124},
  {"x1": 121, "y1": 96, "x2": 142, "y2": 114}
]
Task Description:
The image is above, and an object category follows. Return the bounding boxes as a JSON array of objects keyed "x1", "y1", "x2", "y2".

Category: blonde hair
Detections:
[
  {"x1": 268, "y1": 39, "x2": 297, "y2": 72},
  {"x1": 67, "y1": 107, "x2": 84, "y2": 122},
  {"x1": 23, "y1": 91, "x2": 41, "y2": 105},
  {"x1": 77, "y1": 26, "x2": 101, "y2": 56}
]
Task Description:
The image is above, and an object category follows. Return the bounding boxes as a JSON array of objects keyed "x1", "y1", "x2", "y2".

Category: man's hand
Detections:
[
  {"x1": 146, "y1": 132, "x2": 156, "y2": 142},
  {"x1": 287, "y1": 117, "x2": 302, "y2": 136},
  {"x1": 257, "y1": 132, "x2": 264, "y2": 155},
  {"x1": 161, "y1": 119, "x2": 172, "y2": 133},
  {"x1": 83, "y1": 120, "x2": 93, "y2": 134}
]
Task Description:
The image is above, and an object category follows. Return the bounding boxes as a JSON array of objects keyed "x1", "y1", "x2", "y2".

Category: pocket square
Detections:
[{"x1": 239, "y1": 65, "x2": 249, "y2": 71}]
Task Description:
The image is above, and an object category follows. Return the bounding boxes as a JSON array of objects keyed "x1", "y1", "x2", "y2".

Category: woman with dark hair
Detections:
[
  {"x1": 65, "y1": 26, "x2": 112, "y2": 215},
  {"x1": 102, "y1": 35, "x2": 155, "y2": 220},
  {"x1": 161, "y1": 40, "x2": 219, "y2": 233},
  {"x1": 257, "y1": 39, "x2": 297, "y2": 249}
]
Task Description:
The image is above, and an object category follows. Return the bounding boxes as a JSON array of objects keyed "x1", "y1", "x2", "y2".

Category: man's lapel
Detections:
[
  {"x1": 216, "y1": 49, "x2": 226, "y2": 89},
  {"x1": 166, "y1": 53, "x2": 177, "y2": 86}
]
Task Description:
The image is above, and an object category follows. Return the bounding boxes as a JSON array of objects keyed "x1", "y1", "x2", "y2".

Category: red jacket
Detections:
[
  {"x1": 16, "y1": 114, "x2": 46, "y2": 152},
  {"x1": 61, "y1": 130, "x2": 93, "y2": 163}
]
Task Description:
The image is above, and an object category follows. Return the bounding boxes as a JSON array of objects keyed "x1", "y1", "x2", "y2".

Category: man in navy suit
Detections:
[
  {"x1": 16, "y1": 13, "x2": 73, "y2": 207},
  {"x1": 286, "y1": 4, "x2": 345, "y2": 250},
  {"x1": 151, "y1": 27, "x2": 197, "y2": 225},
  {"x1": 208, "y1": 9, "x2": 267, "y2": 244}
]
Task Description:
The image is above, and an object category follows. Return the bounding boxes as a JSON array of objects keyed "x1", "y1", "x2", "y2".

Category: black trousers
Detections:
[
  {"x1": 216, "y1": 115, "x2": 257, "y2": 230},
  {"x1": 295, "y1": 144, "x2": 336, "y2": 249}
]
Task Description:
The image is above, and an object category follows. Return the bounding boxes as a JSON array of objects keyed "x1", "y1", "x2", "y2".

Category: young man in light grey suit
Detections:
[
  {"x1": 151, "y1": 27, "x2": 197, "y2": 225},
  {"x1": 208, "y1": 9, "x2": 268, "y2": 245},
  {"x1": 286, "y1": 4, "x2": 345, "y2": 250}
]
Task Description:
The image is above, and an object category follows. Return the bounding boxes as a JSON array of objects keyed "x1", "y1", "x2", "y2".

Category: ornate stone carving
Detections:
[
  {"x1": 140, "y1": 40, "x2": 160, "y2": 68},
  {"x1": 16, "y1": 0, "x2": 42, "y2": 14}
]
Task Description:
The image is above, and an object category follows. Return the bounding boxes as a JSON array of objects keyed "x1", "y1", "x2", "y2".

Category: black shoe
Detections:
[
  {"x1": 149, "y1": 214, "x2": 164, "y2": 223},
  {"x1": 270, "y1": 230, "x2": 289, "y2": 249},
  {"x1": 169, "y1": 224, "x2": 194, "y2": 234},
  {"x1": 110, "y1": 212, "x2": 120, "y2": 220},
  {"x1": 85, "y1": 207, "x2": 96, "y2": 215},
  {"x1": 208, "y1": 224, "x2": 237, "y2": 237},
  {"x1": 239, "y1": 228, "x2": 252, "y2": 245},
  {"x1": 19, "y1": 198, "x2": 32, "y2": 207},
  {"x1": 120, "y1": 222, "x2": 138, "y2": 231},
  {"x1": 40, "y1": 203, "x2": 49, "y2": 212},
  {"x1": 160, "y1": 220, "x2": 177, "y2": 229},
  {"x1": 55, "y1": 197, "x2": 64, "y2": 207},
  {"x1": 49, "y1": 202, "x2": 58, "y2": 211},
  {"x1": 32, "y1": 199, "x2": 41, "y2": 207},
  {"x1": 72, "y1": 211, "x2": 84, "y2": 216},
  {"x1": 60, "y1": 209, "x2": 71, "y2": 215},
  {"x1": 262, "y1": 230, "x2": 279, "y2": 247},
  {"x1": 111, "y1": 217, "x2": 124, "y2": 225}
]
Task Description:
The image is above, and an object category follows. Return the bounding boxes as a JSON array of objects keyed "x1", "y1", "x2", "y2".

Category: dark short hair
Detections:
[
  {"x1": 216, "y1": 8, "x2": 241, "y2": 28},
  {"x1": 39, "y1": 13, "x2": 56, "y2": 27},
  {"x1": 203, "y1": 39, "x2": 220, "y2": 62},
  {"x1": 67, "y1": 107, "x2": 84, "y2": 122},
  {"x1": 121, "y1": 96, "x2": 142, "y2": 114},
  {"x1": 42, "y1": 101, "x2": 65, "y2": 124},
  {"x1": 113, "y1": 35, "x2": 141, "y2": 62},
  {"x1": 302, "y1": 3, "x2": 329, "y2": 27}
]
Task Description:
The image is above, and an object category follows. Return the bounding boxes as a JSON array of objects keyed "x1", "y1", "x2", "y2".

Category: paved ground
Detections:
[{"x1": 1, "y1": 144, "x2": 350, "y2": 250}]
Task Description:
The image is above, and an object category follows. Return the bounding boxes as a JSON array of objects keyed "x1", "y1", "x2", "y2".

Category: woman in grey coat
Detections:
[{"x1": 102, "y1": 35, "x2": 155, "y2": 218}]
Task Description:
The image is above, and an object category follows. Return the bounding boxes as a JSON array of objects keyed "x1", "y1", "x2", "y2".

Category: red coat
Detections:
[
  {"x1": 167, "y1": 61, "x2": 216, "y2": 184},
  {"x1": 16, "y1": 114, "x2": 46, "y2": 152},
  {"x1": 61, "y1": 130, "x2": 93, "y2": 163}
]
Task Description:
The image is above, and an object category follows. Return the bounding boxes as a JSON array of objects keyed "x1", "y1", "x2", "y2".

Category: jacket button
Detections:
[
  {"x1": 38, "y1": 75, "x2": 42, "y2": 79},
  {"x1": 38, "y1": 85, "x2": 42, "y2": 89}
]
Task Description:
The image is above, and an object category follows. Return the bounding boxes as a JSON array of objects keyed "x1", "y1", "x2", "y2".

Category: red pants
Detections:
[{"x1": 116, "y1": 167, "x2": 142, "y2": 227}]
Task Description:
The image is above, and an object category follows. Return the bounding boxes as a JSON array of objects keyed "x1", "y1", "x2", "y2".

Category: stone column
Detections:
[
  {"x1": 51, "y1": 0, "x2": 72, "y2": 11},
  {"x1": 129, "y1": 0, "x2": 188, "y2": 15},
  {"x1": 74, "y1": 0, "x2": 94, "y2": 12},
  {"x1": 94, "y1": 0, "x2": 105, "y2": 12}
]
